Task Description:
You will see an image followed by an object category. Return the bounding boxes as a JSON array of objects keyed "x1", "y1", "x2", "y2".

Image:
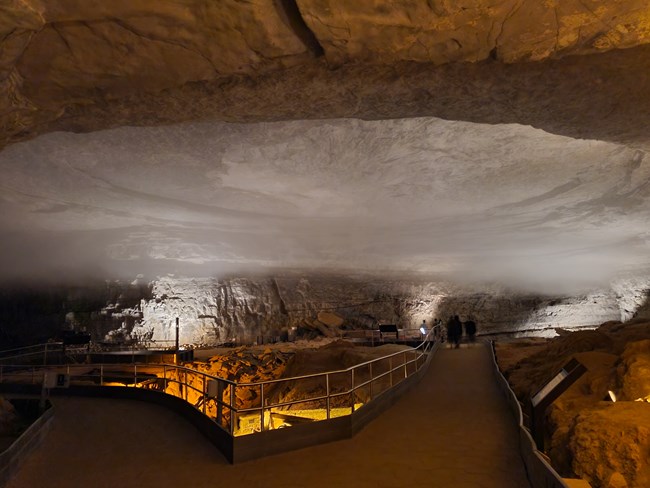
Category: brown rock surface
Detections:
[
  {"x1": 298, "y1": 0, "x2": 650, "y2": 64},
  {"x1": 569, "y1": 403, "x2": 650, "y2": 488},
  {"x1": 617, "y1": 339, "x2": 650, "y2": 401},
  {"x1": 497, "y1": 320, "x2": 650, "y2": 487},
  {"x1": 316, "y1": 311, "x2": 344, "y2": 328},
  {"x1": 164, "y1": 339, "x2": 410, "y2": 420},
  {"x1": 3, "y1": 1, "x2": 650, "y2": 151}
]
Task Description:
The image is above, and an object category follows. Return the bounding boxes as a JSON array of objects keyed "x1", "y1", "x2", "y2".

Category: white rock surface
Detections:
[
  {"x1": 1, "y1": 117, "x2": 649, "y2": 294},
  {"x1": 136, "y1": 275, "x2": 650, "y2": 344}
]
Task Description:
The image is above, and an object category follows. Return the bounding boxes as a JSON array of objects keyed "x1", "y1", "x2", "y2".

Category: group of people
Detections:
[
  {"x1": 420, "y1": 315, "x2": 478, "y2": 348},
  {"x1": 445, "y1": 315, "x2": 477, "y2": 348}
]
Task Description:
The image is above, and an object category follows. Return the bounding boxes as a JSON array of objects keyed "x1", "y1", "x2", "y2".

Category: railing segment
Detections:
[{"x1": 0, "y1": 328, "x2": 438, "y2": 437}]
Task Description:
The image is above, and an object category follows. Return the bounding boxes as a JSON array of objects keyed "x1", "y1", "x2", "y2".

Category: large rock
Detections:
[
  {"x1": 298, "y1": 0, "x2": 650, "y2": 64},
  {"x1": 317, "y1": 311, "x2": 344, "y2": 328},
  {"x1": 569, "y1": 403, "x2": 650, "y2": 488},
  {"x1": 497, "y1": 320, "x2": 650, "y2": 487},
  {"x1": 617, "y1": 339, "x2": 650, "y2": 401}
]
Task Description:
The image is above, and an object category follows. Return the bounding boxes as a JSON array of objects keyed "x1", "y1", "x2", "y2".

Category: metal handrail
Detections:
[
  {"x1": 0, "y1": 343, "x2": 61, "y2": 356},
  {"x1": 237, "y1": 345, "x2": 427, "y2": 387},
  {"x1": 1, "y1": 327, "x2": 439, "y2": 437}
]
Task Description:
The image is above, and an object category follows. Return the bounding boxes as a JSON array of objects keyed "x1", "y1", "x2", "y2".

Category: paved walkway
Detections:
[{"x1": 7, "y1": 343, "x2": 531, "y2": 488}]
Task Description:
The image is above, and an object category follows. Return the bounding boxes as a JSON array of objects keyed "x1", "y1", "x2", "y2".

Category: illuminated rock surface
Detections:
[
  {"x1": 3, "y1": 1, "x2": 650, "y2": 151},
  {"x1": 1, "y1": 117, "x2": 650, "y2": 296},
  {"x1": 2, "y1": 3, "x2": 650, "y2": 302},
  {"x1": 497, "y1": 320, "x2": 650, "y2": 488},
  {"x1": 1, "y1": 274, "x2": 648, "y2": 346},
  {"x1": 2, "y1": 3, "x2": 650, "y2": 485}
]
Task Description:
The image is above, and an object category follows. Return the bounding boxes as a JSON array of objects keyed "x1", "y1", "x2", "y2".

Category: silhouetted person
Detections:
[
  {"x1": 446, "y1": 315, "x2": 462, "y2": 348},
  {"x1": 464, "y1": 317, "x2": 477, "y2": 344},
  {"x1": 452, "y1": 315, "x2": 463, "y2": 348},
  {"x1": 446, "y1": 316, "x2": 455, "y2": 348}
]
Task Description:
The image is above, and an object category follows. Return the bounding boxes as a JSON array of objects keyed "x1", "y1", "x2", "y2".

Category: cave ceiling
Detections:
[{"x1": 1, "y1": 1, "x2": 650, "y2": 291}]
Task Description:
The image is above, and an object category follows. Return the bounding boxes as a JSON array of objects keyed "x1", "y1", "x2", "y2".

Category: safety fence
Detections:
[
  {"x1": 0, "y1": 330, "x2": 437, "y2": 440},
  {"x1": 488, "y1": 341, "x2": 571, "y2": 488}
]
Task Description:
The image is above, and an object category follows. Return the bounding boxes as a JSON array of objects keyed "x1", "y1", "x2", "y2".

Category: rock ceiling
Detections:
[{"x1": 1, "y1": 1, "x2": 650, "y2": 291}]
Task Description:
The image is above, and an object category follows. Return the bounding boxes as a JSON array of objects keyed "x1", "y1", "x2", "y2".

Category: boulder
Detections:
[
  {"x1": 317, "y1": 311, "x2": 344, "y2": 328},
  {"x1": 569, "y1": 403, "x2": 650, "y2": 488},
  {"x1": 616, "y1": 339, "x2": 650, "y2": 401}
]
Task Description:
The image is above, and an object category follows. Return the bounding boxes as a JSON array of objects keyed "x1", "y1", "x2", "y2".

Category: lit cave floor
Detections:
[{"x1": 7, "y1": 343, "x2": 530, "y2": 488}]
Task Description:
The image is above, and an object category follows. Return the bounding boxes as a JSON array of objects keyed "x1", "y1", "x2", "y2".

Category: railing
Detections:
[
  {"x1": 488, "y1": 341, "x2": 570, "y2": 488},
  {"x1": 0, "y1": 329, "x2": 437, "y2": 438},
  {"x1": 0, "y1": 343, "x2": 64, "y2": 365},
  {"x1": 339, "y1": 327, "x2": 434, "y2": 344}
]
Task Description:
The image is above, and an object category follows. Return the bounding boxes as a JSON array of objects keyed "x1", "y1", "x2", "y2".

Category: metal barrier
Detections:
[
  {"x1": 488, "y1": 341, "x2": 570, "y2": 488},
  {"x1": 0, "y1": 343, "x2": 64, "y2": 365},
  {"x1": 0, "y1": 329, "x2": 438, "y2": 438}
]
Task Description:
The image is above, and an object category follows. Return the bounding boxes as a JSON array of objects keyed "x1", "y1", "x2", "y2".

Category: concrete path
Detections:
[{"x1": 7, "y1": 343, "x2": 531, "y2": 488}]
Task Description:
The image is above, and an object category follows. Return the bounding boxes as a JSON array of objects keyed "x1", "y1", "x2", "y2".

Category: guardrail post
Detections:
[
  {"x1": 134, "y1": 364, "x2": 137, "y2": 386},
  {"x1": 216, "y1": 380, "x2": 223, "y2": 425},
  {"x1": 163, "y1": 365, "x2": 167, "y2": 390},
  {"x1": 350, "y1": 368, "x2": 355, "y2": 413},
  {"x1": 44, "y1": 343, "x2": 48, "y2": 366},
  {"x1": 326, "y1": 373, "x2": 331, "y2": 420},
  {"x1": 389, "y1": 357, "x2": 393, "y2": 387},
  {"x1": 230, "y1": 384, "x2": 235, "y2": 434},
  {"x1": 202, "y1": 374, "x2": 207, "y2": 414},
  {"x1": 369, "y1": 362, "x2": 373, "y2": 399},
  {"x1": 260, "y1": 383, "x2": 265, "y2": 432},
  {"x1": 100, "y1": 364, "x2": 104, "y2": 385},
  {"x1": 403, "y1": 351, "x2": 407, "y2": 379}
]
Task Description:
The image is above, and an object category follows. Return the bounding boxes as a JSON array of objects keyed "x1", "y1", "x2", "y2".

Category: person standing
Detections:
[
  {"x1": 420, "y1": 319, "x2": 428, "y2": 338},
  {"x1": 446, "y1": 316, "x2": 456, "y2": 348},
  {"x1": 465, "y1": 317, "x2": 477, "y2": 344},
  {"x1": 452, "y1": 315, "x2": 463, "y2": 348}
]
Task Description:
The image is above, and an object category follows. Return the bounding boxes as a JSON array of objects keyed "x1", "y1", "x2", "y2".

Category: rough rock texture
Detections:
[
  {"x1": 298, "y1": 0, "x2": 650, "y2": 64},
  {"x1": 497, "y1": 320, "x2": 650, "y2": 488},
  {"x1": 570, "y1": 403, "x2": 650, "y2": 488},
  {"x1": 2, "y1": 1, "x2": 650, "y2": 151},
  {"x1": 161, "y1": 339, "x2": 409, "y2": 431},
  {"x1": 0, "y1": 279, "x2": 151, "y2": 347},
  {"x1": 138, "y1": 275, "x2": 650, "y2": 344},
  {"x1": 617, "y1": 339, "x2": 650, "y2": 402},
  {"x1": 2, "y1": 275, "x2": 649, "y2": 347}
]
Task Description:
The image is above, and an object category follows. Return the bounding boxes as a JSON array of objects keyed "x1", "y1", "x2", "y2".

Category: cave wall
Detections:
[
  {"x1": 137, "y1": 275, "x2": 650, "y2": 344},
  {"x1": 3, "y1": 1, "x2": 650, "y2": 150},
  {"x1": 297, "y1": 0, "x2": 650, "y2": 65},
  {"x1": 2, "y1": 274, "x2": 649, "y2": 347},
  {"x1": 0, "y1": 279, "x2": 151, "y2": 347}
]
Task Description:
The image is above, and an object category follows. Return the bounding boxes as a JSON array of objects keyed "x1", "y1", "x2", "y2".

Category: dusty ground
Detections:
[{"x1": 496, "y1": 320, "x2": 650, "y2": 488}]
